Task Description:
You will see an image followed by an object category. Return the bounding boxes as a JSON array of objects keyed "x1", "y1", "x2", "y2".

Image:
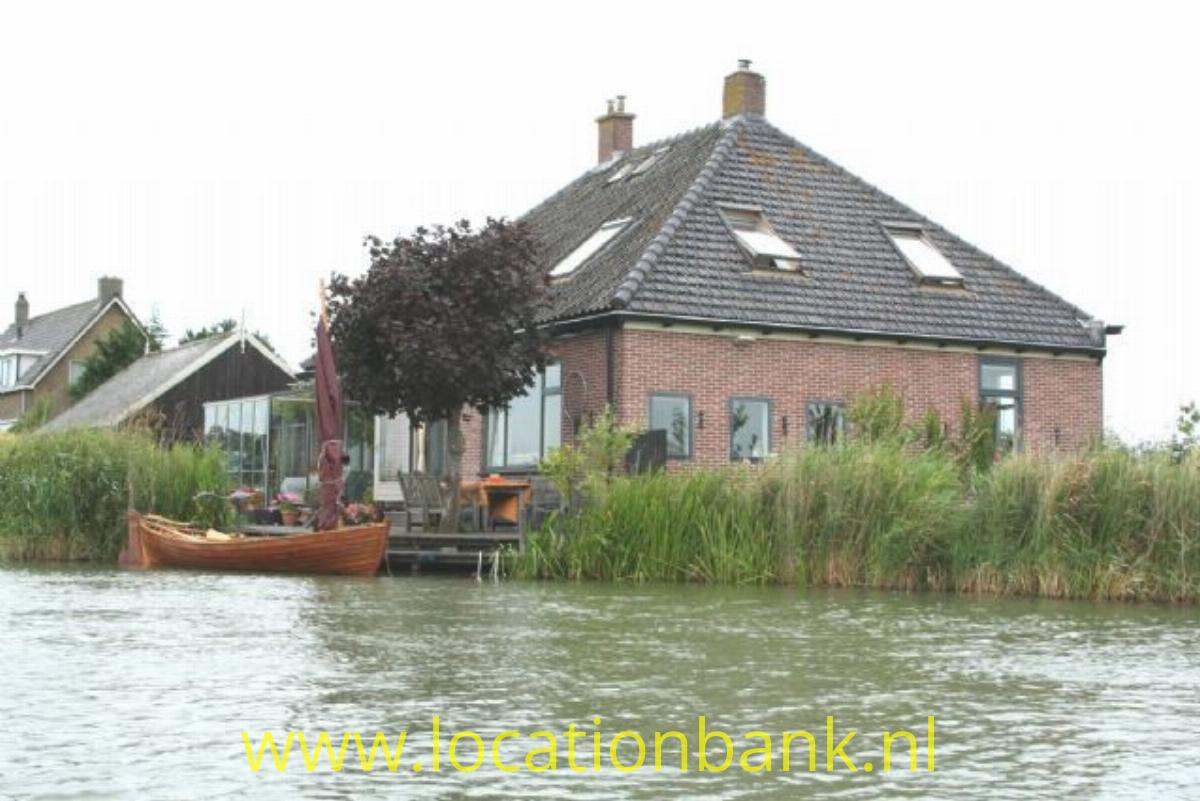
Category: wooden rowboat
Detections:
[{"x1": 123, "y1": 512, "x2": 388, "y2": 577}]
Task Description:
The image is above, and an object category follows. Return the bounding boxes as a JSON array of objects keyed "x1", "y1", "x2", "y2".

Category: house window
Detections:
[
  {"x1": 409, "y1": 418, "x2": 448, "y2": 476},
  {"x1": 0, "y1": 356, "x2": 14, "y2": 388},
  {"x1": 806, "y1": 402, "x2": 845, "y2": 446},
  {"x1": 730, "y1": 398, "x2": 770, "y2": 461},
  {"x1": 649, "y1": 393, "x2": 692, "y2": 459},
  {"x1": 550, "y1": 219, "x2": 632, "y2": 278},
  {"x1": 883, "y1": 224, "x2": 964, "y2": 286},
  {"x1": 486, "y1": 363, "x2": 562, "y2": 468},
  {"x1": 69, "y1": 360, "x2": 87, "y2": 387},
  {"x1": 718, "y1": 205, "x2": 801, "y2": 271},
  {"x1": 980, "y1": 360, "x2": 1021, "y2": 454}
]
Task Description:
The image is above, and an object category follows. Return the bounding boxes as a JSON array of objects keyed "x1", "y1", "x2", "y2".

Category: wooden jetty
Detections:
[{"x1": 384, "y1": 516, "x2": 520, "y2": 574}]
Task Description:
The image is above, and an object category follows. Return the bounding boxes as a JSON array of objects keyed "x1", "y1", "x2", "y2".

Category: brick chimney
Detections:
[
  {"x1": 596, "y1": 95, "x2": 634, "y2": 163},
  {"x1": 15, "y1": 292, "x2": 29, "y2": 337},
  {"x1": 98, "y1": 276, "x2": 123, "y2": 306},
  {"x1": 723, "y1": 59, "x2": 766, "y2": 118}
]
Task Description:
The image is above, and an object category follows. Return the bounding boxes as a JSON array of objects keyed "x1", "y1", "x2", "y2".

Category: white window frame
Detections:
[
  {"x1": 717, "y1": 204, "x2": 801, "y2": 271},
  {"x1": 882, "y1": 223, "x2": 964, "y2": 286}
]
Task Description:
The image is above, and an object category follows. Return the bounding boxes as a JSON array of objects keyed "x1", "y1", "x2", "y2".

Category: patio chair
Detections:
[
  {"x1": 399, "y1": 473, "x2": 478, "y2": 533},
  {"x1": 400, "y1": 472, "x2": 439, "y2": 534}
]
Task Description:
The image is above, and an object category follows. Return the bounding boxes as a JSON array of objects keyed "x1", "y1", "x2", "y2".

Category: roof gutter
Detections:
[{"x1": 540, "y1": 310, "x2": 1110, "y2": 358}]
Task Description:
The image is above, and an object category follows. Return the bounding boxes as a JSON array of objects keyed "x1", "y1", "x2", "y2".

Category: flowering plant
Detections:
[
  {"x1": 275, "y1": 491, "x2": 302, "y2": 513},
  {"x1": 342, "y1": 503, "x2": 380, "y2": 526}
]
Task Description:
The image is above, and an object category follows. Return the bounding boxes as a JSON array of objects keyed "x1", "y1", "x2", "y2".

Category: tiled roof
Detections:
[
  {"x1": 526, "y1": 115, "x2": 1107, "y2": 352},
  {"x1": 0, "y1": 299, "x2": 113, "y2": 387}
]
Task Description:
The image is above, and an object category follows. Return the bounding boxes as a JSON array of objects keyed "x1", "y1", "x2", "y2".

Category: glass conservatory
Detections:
[{"x1": 202, "y1": 391, "x2": 375, "y2": 502}]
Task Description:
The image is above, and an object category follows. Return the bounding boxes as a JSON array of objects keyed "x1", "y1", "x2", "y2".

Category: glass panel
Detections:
[
  {"x1": 650, "y1": 395, "x2": 690, "y2": 458},
  {"x1": 550, "y1": 218, "x2": 630, "y2": 277},
  {"x1": 807, "y1": 402, "x2": 845, "y2": 446},
  {"x1": 272, "y1": 398, "x2": 314, "y2": 498},
  {"x1": 226, "y1": 402, "x2": 242, "y2": 478},
  {"x1": 486, "y1": 411, "x2": 505, "y2": 468},
  {"x1": 981, "y1": 363, "x2": 1018, "y2": 393},
  {"x1": 985, "y1": 397, "x2": 1019, "y2": 455},
  {"x1": 731, "y1": 399, "x2": 769, "y2": 460},
  {"x1": 506, "y1": 390, "x2": 542, "y2": 465},
  {"x1": 887, "y1": 227, "x2": 963, "y2": 281},
  {"x1": 544, "y1": 362, "x2": 561, "y2": 390},
  {"x1": 543, "y1": 392, "x2": 561, "y2": 455},
  {"x1": 426, "y1": 419, "x2": 447, "y2": 477}
]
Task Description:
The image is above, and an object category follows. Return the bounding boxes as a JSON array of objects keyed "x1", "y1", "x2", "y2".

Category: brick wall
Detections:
[
  {"x1": 1023, "y1": 356, "x2": 1103, "y2": 453},
  {"x1": 617, "y1": 326, "x2": 1103, "y2": 467},
  {"x1": 452, "y1": 322, "x2": 1104, "y2": 473},
  {"x1": 0, "y1": 389, "x2": 29, "y2": 421}
]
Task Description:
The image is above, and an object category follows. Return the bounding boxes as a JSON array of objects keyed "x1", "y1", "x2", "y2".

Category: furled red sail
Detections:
[{"x1": 314, "y1": 308, "x2": 345, "y2": 531}]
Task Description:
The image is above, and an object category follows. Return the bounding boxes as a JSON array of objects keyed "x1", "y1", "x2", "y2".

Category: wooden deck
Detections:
[
  {"x1": 385, "y1": 525, "x2": 520, "y2": 574},
  {"x1": 237, "y1": 518, "x2": 522, "y2": 575}
]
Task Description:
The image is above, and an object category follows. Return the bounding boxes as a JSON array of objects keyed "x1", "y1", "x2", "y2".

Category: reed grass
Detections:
[
  {"x1": 0, "y1": 429, "x2": 230, "y2": 562},
  {"x1": 513, "y1": 444, "x2": 1200, "y2": 602}
]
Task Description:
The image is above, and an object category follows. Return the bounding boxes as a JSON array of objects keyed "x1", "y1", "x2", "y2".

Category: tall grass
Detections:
[
  {"x1": 0, "y1": 429, "x2": 230, "y2": 562},
  {"x1": 513, "y1": 444, "x2": 1200, "y2": 603}
]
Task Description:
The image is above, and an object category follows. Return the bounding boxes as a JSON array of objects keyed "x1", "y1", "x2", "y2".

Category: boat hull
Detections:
[{"x1": 127, "y1": 512, "x2": 388, "y2": 577}]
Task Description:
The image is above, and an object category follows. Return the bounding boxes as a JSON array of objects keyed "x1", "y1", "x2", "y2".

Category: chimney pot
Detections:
[
  {"x1": 595, "y1": 96, "x2": 635, "y2": 163},
  {"x1": 723, "y1": 59, "x2": 766, "y2": 118}
]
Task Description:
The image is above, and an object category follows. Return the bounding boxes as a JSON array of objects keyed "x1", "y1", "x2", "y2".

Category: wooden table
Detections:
[{"x1": 461, "y1": 478, "x2": 532, "y2": 537}]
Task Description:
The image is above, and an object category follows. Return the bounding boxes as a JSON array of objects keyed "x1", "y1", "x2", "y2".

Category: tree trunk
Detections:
[{"x1": 443, "y1": 413, "x2": 465, "y2": 533}]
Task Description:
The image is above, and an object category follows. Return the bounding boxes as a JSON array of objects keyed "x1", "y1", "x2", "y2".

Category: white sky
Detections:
[{"x1": 1, "y1": 0, "x2": 1196, "y2": 443}]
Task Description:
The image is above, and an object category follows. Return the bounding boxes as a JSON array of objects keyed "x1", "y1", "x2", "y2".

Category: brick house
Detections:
[
  {"x1": 375, "y1": 61, "x2": 1118, "y2": 485},
  {"x1": 0, "y1": 277, "x2": 141, "y2": 430}
]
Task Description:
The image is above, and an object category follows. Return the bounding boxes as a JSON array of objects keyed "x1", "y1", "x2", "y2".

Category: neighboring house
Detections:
[
  {"x1": 384, "y1": 61, "x2": 1118, "y2": 480},
  {"x1": 0, "y1": 277, "x2": 139, "y2": 429},
  {"x1": 42, "y1": 331, "x2": 294, "y2": 439}
]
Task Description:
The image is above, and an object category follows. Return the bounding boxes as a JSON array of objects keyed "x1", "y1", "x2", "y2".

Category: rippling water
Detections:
[{"x1": 2, "y1": 565, "x2": 1198, "y2": 799}]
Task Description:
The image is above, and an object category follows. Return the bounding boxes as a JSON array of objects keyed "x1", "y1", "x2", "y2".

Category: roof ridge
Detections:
[
  {"x1": 610, "y1": 117, "x2": 745, "y2": 308},
  {"x1": 753, "y1": 117, "x2": 1098, "y2": 324}
]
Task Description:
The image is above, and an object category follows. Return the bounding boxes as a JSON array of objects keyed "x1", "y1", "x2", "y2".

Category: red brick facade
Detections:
[{"x1": 455, "y1": 321, "x2": 1104, "y2": 475}]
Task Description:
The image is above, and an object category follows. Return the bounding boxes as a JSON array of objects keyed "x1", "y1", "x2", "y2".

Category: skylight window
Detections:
[
  {"x1": 884, "y1": 225, "x2": 964, "y2": 286},
  {"x1": 718, "y1": 205, "x2": 801, "y2": 271},
  {"x1": 550, "y1": 217, "x2": 632, "y2": 278},
  {"x1": 632, "y1": 146, "x2": 671, "y2": 177},
  {"x1": 607, "y1": 163, "x2": 635, "y2": 183}
]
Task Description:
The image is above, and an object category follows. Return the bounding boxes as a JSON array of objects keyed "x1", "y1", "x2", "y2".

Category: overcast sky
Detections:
[{"x1": 1, "y1": 1, "x2": 1196, "y2": 443}]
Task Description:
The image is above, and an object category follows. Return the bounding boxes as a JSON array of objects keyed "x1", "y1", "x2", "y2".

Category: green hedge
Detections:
[
  {"x1": 0, "y1": 429, "x2": 230, "y2": 562},
  {"x1": 514, "y1": 444, "x2": 1200, "y2": 603}
]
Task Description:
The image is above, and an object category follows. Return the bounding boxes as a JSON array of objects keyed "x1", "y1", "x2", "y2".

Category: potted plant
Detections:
[{"x1": 275, "y1": 492, "x2": 302, "y2": 526}]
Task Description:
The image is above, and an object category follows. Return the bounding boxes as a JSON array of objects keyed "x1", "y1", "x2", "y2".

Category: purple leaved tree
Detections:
[{"x1": 327, "y1": 219, "x2": 549, "y2": 530}]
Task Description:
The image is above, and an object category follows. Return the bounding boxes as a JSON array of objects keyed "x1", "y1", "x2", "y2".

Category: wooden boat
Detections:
[{"x1": 123, "y1": 512, "x2": 388, "y2": 577}]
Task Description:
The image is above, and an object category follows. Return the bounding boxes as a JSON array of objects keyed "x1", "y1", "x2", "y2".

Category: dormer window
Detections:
[
  {"x1": 718, "y1": 205, "x2": 801, "y2": 271},
  {"x1": 883, "y1": 224, "x2": 964, "y2": 287},
  {"x1": 550, "y1": 217, "x2": 632, "y2": 278}
]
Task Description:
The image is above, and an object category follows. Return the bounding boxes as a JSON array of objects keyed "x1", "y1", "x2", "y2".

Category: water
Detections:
[{"x1": 2, "y1": 566, "x2": 1198, "y2": 800}]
